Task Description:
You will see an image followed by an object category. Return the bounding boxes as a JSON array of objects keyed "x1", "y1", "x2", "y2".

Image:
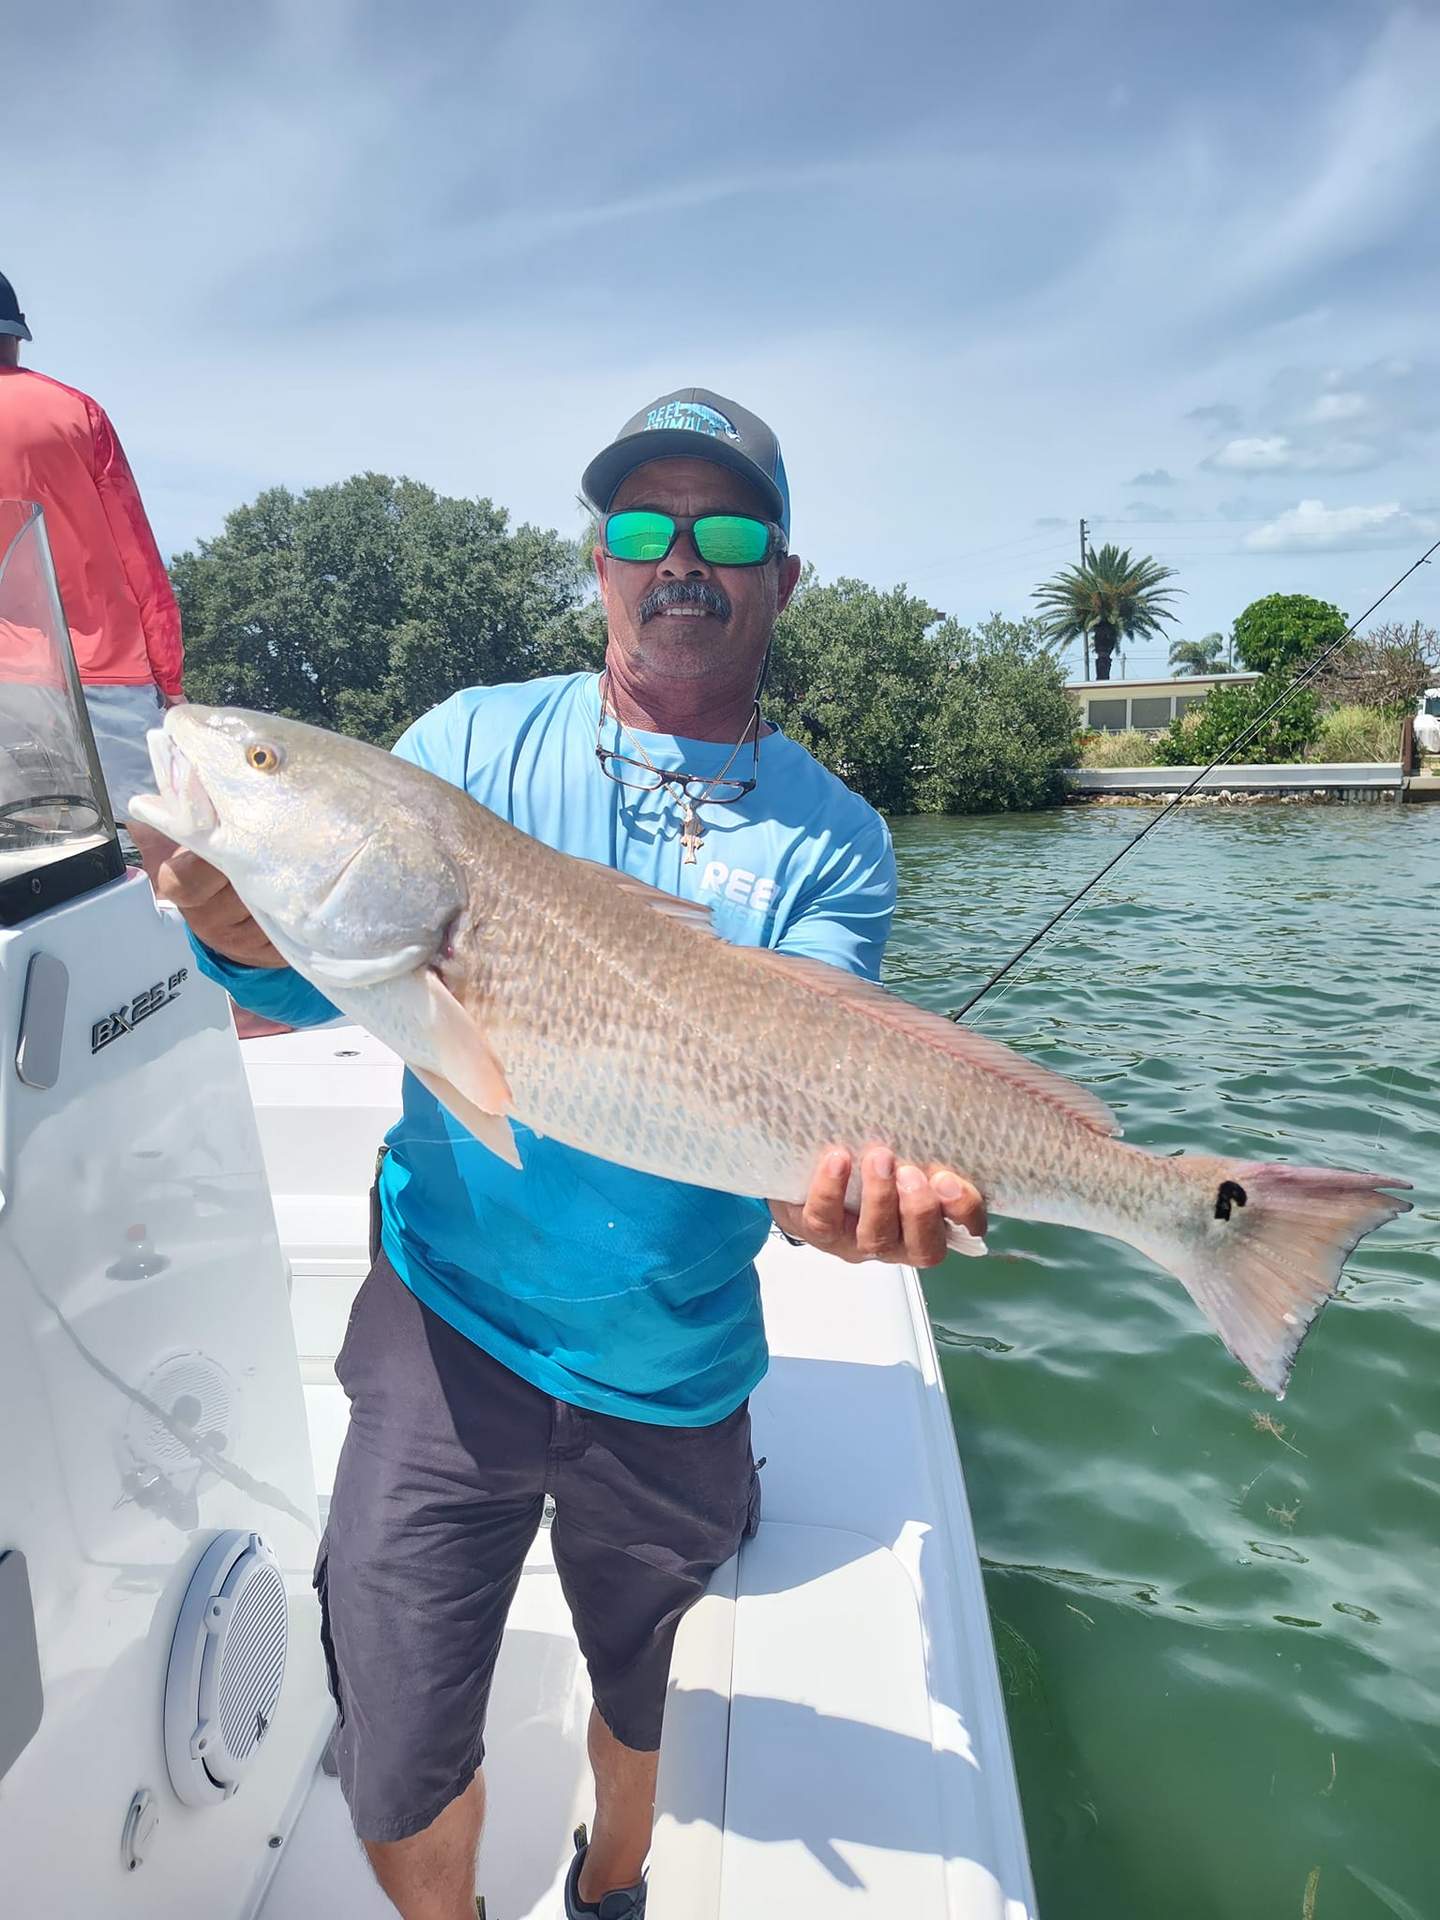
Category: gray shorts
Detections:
[
  {"x1": 82, "y1": 682, "x2": 164, "y2": 822},
  {"x1": 316, "y1": 1250, "x2": 760, "y2": 1844}
]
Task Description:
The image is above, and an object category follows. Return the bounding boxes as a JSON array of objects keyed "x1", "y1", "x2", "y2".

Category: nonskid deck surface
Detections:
[
  {"x1": 261, "y1": 1527, "x2": 595, "y2": 1920},
  {"x1": 244, "y1": 1025, "x2": 1036, "y2": 1919}
]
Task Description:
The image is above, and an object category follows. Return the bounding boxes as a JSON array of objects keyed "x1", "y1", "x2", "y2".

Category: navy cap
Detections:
[
  {"x1": 582, "y1": 387, "x2": 790, "y2": 537},
  {"x1": 0, "y1": 271, "x2": 31, "y2": 342}
]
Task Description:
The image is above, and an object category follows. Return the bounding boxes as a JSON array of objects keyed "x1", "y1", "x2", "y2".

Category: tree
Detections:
[
  {"x1": 1033, "y1": 544, "x2": 1180, "y2": 681},
  {"x1": 766, "y1": 574, "x2": 946, "y2": 813},
  {"x1": 766, "y1": 586, "x2": 1076, "y2": 813},
  {"x1": 1167, "y1": 632, "x2": 1226, "y2": 676},
  {"x1": 171, "y1": 474, "x2": 602, "y2": 745},
  {"x1": 1312, "y1": 620, "x2": 1440, "y2": 713},
  {"x1": 1153, "y1": 671, "x2": 1319, "y2": 766},
  {"x1": 1231, "y1": 593, "x2": 1347, "y2": 675},
  {"x1": 914, "y1": 615, "x2": 1078, "y2": 813}
]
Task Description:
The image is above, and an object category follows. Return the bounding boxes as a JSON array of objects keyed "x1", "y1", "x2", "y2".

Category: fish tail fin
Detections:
[{"x1": 1150, "y1": 1158, "x2": 1412, "y2": 1397}]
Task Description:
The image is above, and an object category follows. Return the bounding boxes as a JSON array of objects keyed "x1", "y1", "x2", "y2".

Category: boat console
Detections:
[{"x1": 0, "y1": 501, "x2": 332, "y2": 1919}]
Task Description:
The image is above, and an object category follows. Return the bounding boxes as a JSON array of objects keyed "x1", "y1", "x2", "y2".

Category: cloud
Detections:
[
  {"x1": 1206, "y1": 433, "x2": 1380, "y2": 473},
  {"x1": 1187, "y1": 403, "x2": 1244, "y2": 431},
  {"x1": 1306, "y1": 391, "x2": 1367, "y2": 423},
  {"x1": 1243, "y1": 499, "x2": 1437, "y2": 553},
  {"x1": 4, "y1": 0, "x2": 1438, "y2": 650},
  {"x1": 1208, "y1": 435, "x2": 1293, "y2": 471},
  {"x1": 1124, "y1": 502, "x2": 1177, "y2": 521}
]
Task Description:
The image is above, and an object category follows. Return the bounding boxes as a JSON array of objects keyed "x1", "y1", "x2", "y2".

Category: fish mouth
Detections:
[{"x1": 128, "y1": 726, "x2": 220, "y2": 844}]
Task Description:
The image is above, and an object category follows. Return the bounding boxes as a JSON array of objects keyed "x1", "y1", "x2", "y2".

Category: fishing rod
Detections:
[{"x1": 949, "y1": 536, "x2": 1440, "y2": 1023}]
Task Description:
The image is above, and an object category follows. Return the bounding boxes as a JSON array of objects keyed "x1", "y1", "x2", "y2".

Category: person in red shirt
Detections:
[
  {"x1": 0, "y1": 274, "x2": 286, "y2": 1035},
  {"x1": 0, "y1": 270, "x2": 183, "y2": 836}
]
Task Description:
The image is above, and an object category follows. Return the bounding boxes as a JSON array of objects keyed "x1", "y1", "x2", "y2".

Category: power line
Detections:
[{"x1": 902, "y1": 536, "x2": 1075, "y2": 588}]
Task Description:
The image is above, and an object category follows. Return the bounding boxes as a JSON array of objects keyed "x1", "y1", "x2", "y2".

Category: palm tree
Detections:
[
  {"x1": 1167, "y1": 632, "x2": 1227, "y2": 676},
  {"x1": 1034, "y1": 544, "x2": 1181, "y2": 682}
]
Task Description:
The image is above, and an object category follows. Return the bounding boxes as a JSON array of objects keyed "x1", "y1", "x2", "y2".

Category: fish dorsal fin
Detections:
[
  {"x1": 742, "y1": 947, "x2": 1122, "y2": 1139},
  {"x1": 595, "y1": 866, "x2": 721, "y2": 934},
  {"x1": 582, "y1": 861, "x2": 1119, "y2": 1136}
]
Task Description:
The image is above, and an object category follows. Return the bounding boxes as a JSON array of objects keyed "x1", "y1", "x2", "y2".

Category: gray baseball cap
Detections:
[
  {"x1": 582, "y1": 387, "x2": 791, "y2": 537},
  {"x1": 0, "y1": 271, "x2": 31, "y2": 341}
]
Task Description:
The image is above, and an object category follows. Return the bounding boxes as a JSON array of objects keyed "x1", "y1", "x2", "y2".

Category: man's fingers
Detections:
[
  {"x1": 929, "y1": 1167, "x2": 988, "y2": 1243},
  {"x1": 854, "y1": 1146, "x2": 901, "y2": 1259},
  {"x1": 133, "y1": 834, "x2": 284, "y2": 968},
  {"x1": 156, "y1": 845, "x2": 232, "y2": 908},
  {"x1": 124, "y1": 820, "x2": 177, "y2": 871},
  {"x1": 896, "y1": 1162, "x2": 948, "y2": 1268},
  {"x1": 800, "y1": 1148, "x2": 852, "y2": 1247},
  {"x1": 774, "y1": 1150, "x2": 988, "y2": 1270}
]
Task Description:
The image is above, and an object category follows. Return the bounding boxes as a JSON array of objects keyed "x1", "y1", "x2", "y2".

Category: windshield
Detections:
[
  {"x1": 1425, "y1": 693, "x2": 1440, "y2": 719},
  {"x1": 0, "y1": 500, "x2": 120, "y2": 900}
]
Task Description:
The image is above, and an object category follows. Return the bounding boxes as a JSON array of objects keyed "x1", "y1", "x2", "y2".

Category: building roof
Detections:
[{"x1": 1064, "y1": 672, "x2": 1260, "y2": 695}]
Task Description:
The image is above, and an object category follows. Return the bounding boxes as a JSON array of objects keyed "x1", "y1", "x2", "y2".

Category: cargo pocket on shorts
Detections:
[
  {"x1": 744, "y1": 1456, "x2": 764, "y2": 1539},
  {"x1": 313, "y1": 1546, "x2": 346, "y2": 1727}
]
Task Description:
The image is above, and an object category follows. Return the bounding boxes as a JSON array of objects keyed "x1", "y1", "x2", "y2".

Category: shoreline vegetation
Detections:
[
  {"x1": 170, "y1": 474, "x2": 1437, "y2": 817},
  {"x1": 1078, "y1": 703, "x2": 1405, "y2": 770}
]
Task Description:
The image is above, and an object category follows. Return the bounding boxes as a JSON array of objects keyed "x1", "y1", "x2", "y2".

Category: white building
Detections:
[{"x1": 1066, "y1": 671, "x2": 1261, "y2": 734}]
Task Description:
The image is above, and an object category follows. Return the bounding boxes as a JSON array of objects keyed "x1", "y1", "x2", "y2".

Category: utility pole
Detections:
[{"x1": 1079, "y1": 519, "x2": 1091, "y2": 679}]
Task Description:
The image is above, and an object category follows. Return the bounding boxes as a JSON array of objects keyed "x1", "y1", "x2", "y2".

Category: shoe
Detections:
[{"x1": 563, "y1": 1823, "x2": 647, "y2": 1919}]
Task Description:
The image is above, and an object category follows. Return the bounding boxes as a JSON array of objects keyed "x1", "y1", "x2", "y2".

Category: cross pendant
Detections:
[{"x1": 679, "y1": 805, "x2": 704, "y2": 865}]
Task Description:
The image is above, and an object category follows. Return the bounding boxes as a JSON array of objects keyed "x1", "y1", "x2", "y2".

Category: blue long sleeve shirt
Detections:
[{"x1": 194, "y1": 672, "x2": 896, "y2": 1425}]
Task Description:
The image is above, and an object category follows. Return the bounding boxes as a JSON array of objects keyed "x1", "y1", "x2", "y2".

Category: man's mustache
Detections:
[{"x1": 638, "y1": 580, "x2": 731, "y2": 624}]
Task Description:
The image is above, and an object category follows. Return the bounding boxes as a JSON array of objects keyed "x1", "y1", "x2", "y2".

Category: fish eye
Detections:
[{"x1": 246, "y1": 743, "x2": 282, "y2": 773}]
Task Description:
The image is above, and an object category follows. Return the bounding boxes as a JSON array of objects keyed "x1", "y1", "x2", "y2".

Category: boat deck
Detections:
[{"x1": 243, "y1": 1024, "x2": 1036, "y2": 1919}]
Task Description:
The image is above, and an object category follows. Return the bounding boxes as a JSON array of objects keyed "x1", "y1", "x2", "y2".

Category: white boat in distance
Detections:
[{"x1": 0, "y1": 499, "x2": 1036, "y2": 1918}]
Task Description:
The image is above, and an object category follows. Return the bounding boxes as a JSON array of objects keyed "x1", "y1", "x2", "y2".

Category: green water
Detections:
[{"x1": 885, "y1": 804, "x2": 1440, "y2": 1920}]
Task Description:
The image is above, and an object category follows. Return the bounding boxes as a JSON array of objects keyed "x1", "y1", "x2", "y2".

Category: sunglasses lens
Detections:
[
  {"x1": 693, "y1": 515, "x2": 771, "y2": 565},
  {"x1": 605, "y1": 511, "x2": 675, "y2": 562}
]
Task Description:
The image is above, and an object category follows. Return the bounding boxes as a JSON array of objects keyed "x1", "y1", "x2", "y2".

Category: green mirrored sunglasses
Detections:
[{"x1": 603, "y1": 509, "x2": 786, "y2": 567}]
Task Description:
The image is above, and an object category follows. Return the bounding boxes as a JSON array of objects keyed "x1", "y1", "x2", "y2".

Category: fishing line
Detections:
[{"x1": 949, "y1": 536, "x2": 1440, "y2": 1024}]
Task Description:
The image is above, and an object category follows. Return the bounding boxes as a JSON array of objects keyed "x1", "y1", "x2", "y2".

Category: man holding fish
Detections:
[
  {"x1": 132, "y1": 390, "x2": 990, "y2": 1920},
  {"x1": 132, "y1": 393, "x2": 1408, "y2": 1920}
]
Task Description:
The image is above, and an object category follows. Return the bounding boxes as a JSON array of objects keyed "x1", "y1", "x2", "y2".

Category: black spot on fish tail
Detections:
[{"x1": 1215, "y1": 1179, "x2": 1249, "y2": 1222}]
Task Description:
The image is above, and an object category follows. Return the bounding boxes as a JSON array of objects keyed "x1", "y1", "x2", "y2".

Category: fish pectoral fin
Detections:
[
  {"x1": 422, "y1": 968, "x2": 514, "y2": 1116},
  {"x1": 412, "y1": 1066, "x2": 523, "y2": 1169}
]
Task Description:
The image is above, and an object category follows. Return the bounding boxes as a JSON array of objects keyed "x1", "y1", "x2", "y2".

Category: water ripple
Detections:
[{"x1": 891, "y1": 805, "x2": 1440, "y2": 1919}]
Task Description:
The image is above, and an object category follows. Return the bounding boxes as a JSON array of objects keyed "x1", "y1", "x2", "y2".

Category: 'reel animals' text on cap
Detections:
[
  {"x1": 582, "y1": 388, "x2": 790, "y2": 539},
  {"x1": 0, "y1": 272, "x2": 31, "y2": 342}
]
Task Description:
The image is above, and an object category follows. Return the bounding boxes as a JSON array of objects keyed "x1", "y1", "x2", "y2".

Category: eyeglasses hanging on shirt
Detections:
[{"x1": 593, "y1": 671, "x2": 761, "y2": 864}]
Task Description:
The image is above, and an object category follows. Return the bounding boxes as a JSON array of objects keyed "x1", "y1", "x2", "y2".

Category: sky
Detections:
[{"x1": 8, "y1": 0, "x2": 1440, "y2": 680}]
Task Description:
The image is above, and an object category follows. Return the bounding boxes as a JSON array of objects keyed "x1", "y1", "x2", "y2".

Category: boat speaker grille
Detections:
[
  {"x1": 164, "y1": 1530, "x2": 289, "y2": 1808},
  {"x1": 215, "y1": 1555, "x2": 288, "y2": 1765}
]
